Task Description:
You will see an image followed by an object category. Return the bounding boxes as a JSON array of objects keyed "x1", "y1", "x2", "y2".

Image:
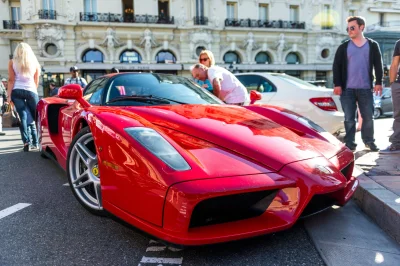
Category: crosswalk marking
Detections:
[
  {"x1": 140, "y1": 256, "x2": 183, "y2": 264},
  {"x1": 146, "y1": 246, "x2": 166, "y2": 252},
  {"x1": 0, "y1": 203, "x2": 31, "y2": 220}
]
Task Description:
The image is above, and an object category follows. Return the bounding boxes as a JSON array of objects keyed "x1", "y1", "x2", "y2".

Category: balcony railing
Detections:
[
  {"x1": 366, "y1": 20, "x2": 400, "y2": 32},
  {"x1": 79, "y1": 12, "x2": 174, "y2": 24},
  {"x1": 38, "y1": 9, "x2": 57, "y2": 20},
  {"x1": 225, "y1": 18, "x2": 305, "y2": 29},
  {"x1": 3, "y1": 20, "x2": 22, "y2": 30},
  {"x1": 193, "y1": 16, "x2": 208, "y2": 25}
]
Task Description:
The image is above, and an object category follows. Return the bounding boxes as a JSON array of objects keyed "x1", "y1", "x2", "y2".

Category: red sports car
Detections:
[{"x1": 37, "y1": 73, "x2": 358, "y2": 246}]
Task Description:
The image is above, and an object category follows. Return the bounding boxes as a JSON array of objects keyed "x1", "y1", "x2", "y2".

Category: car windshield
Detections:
[
  {"x1": 271, "y1": 74, "x2": 319, "y2": 89},
  {"x1": 105, "y1": 73, "x2": 222, "y2": 106}
]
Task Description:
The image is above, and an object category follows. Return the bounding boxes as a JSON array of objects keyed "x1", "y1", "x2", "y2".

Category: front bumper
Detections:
[{"x1": 156, "y1": 151, "x2": 357, "y2": 246}]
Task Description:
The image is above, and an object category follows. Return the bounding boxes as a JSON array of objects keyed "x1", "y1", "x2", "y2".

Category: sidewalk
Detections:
[{"x1": 349, "y1": 119, "x2": 400, "y2": 244}]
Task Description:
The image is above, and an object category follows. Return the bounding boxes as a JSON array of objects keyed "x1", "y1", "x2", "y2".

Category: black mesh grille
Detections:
[
  {"x1": 301, "y1": 194, "x2": 336, "y2": 218},
  {"x1": 189, "y1": 190, "x2": 278, "y2": 228},
  {"x1": 341, "y1": 162, "x2": 354, "y2": 181}
]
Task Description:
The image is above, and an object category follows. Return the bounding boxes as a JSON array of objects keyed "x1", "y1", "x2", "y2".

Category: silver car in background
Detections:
[{"x1": 374, "y1": 87, "x2": 393, "y2": 119}]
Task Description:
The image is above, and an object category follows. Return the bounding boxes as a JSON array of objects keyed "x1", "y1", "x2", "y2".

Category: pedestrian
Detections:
[
  {"x1": 195, "y1": 50, "x2": 214, "y2": 93},
  {"x1": 333, "y1": 16, "x2": 383, "y2": 151},
  {"x1": 380, "y1": 39, "x2": 400, "y2": 153},
  {"x1": 191, "y1": 63, "x2": 249, "y2": 105},
  {"x1": 2, "y1": 77, "x2": 8, "y2": 90},
  {"x1": 49, "y1": 80, "x2": 59, "y2": 96},
  {"x1": 0, "y1": 79, "x2": 7, "y2": 136},
  {"x1": 64, "y1": 66, "x2": 87, "y2": 88},
  {"x1": 6, "y1": 42, "x2": 41, "y2": 152},
  {"x1": 111, "y1": 67, "x2": 119, "y2": 73}
]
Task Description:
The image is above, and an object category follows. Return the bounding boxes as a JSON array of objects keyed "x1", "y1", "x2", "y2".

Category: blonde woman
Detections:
[
  {"x1": 7, "y1": 42, "x2": 41, "y2": 152},
  {"x1": 196, "y1": 50, "x2": 215, "y2": 92}
]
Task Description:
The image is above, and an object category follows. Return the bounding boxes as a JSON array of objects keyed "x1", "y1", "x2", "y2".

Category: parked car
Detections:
[
  {"x1": 236, "y1": 73, "x2": 344, "y2": 135},
  {"x1": 37, "y1": 73, "x2": 357, "y2": 246},
  {"x1": 373, "y1": 87, "x2": 393, "y2": 119}
]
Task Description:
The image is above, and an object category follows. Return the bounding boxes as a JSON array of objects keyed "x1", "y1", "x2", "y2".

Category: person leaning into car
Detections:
[
  {"x1": 380, "y1": 40, "x2": 400, "y2": 153},
  {"x1": 195, "y1": 50, "x2": 214, "y2": 93},
  {"x1": 333, "y1": 16, "x2": 383, "y2": 152},
  {"x1": 191, "y1": 63, "x2": 248, "y2": 105}
]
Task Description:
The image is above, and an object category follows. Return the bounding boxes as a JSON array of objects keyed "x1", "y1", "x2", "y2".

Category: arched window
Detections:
[
  {"x1": 196, "y1": 46, "x2": 206, "y2": 56},
  {"x1": 156, "y1": 50, "x2": 176, "y2": 63},
  {"x1": 223, "y1": 51, "x2": 241, "y2": 64},
  {"x1": 82, "y1": 49, "x2": 104, "y2": 63},
  {"x1": 255, "y1": 52, "x2": 271, "y2": 64},
  {"x1": 286, "y1": 52, "x2": 300, "y2": 64},
  {"x1": 120, "y1": 50, "x2": 141, "y2": 63}
]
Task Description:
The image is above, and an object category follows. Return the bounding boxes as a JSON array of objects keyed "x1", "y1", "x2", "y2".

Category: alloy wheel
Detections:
[{"x1": 68, "y1": 132, "x2": 102, "y2": 211}]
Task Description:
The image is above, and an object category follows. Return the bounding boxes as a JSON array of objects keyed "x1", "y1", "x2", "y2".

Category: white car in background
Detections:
[{"x1": 236, "y1": 72, "x2": 344, "y2": 135}]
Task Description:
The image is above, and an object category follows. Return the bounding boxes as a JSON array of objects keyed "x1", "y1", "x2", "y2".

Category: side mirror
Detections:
[
  {"x1": 58, "y1": 84, "x2": 91, "y2": 108},
  {"x1": 250, "y1": 90, "x2": 262, "y2": 104}
]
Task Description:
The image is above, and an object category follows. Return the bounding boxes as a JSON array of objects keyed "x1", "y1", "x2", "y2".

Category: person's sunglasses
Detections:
[
  {"x1": 346, "y1": 26, "x2": 356, "y2": 32},
  {"x1": 199, "y1": 58, "x2": 209, "y2": 62}
]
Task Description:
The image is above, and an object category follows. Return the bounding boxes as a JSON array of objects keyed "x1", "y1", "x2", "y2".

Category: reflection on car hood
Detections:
[{"x1": 124, "y1": 105, "x2": 323, "y2": 171}]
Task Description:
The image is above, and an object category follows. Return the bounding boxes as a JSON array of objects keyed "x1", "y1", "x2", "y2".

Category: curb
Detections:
[{"x1": 352, "y1": 165, "x2": 400, "y2": 244}]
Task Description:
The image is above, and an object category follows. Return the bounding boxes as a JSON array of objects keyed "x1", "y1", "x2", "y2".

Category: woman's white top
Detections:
[{"x1": 12, "y1": 61, "x2": 37, "y2": 93}]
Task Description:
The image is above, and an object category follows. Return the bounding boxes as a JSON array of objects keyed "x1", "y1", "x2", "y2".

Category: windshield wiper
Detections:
[{"x1": 107, "y1": 95, "x2": 187, "y2": 104}]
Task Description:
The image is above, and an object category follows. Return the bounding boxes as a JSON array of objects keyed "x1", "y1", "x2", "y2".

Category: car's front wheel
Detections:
[
  {"x1": 67, "y1": 126, "x2": 106, "y2": 216},
  {"x1": 373, "y1": 108, "x2": 381, "y2": 119}
]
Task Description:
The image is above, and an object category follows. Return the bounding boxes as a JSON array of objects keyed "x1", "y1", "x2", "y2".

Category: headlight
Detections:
[{"x1": 125, "y1": 127, "x2": 191, "y2": 171}]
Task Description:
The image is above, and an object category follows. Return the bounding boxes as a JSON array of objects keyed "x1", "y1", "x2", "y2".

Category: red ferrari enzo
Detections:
[{"x1": 37, "y1": 73, "x2": 358, "y2": 246}]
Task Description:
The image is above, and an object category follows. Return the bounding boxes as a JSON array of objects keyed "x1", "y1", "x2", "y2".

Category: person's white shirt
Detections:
[
  {"x1": 64, "y1": 76, "x2": 88, "y2": 88},
  {"x1": 207, "y1": 66, "x2": 249, "y2": 104}
]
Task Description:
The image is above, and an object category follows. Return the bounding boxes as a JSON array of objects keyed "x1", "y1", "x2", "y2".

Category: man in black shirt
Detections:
[{"x1": 381, "y1": 40, "x2": 400, "y2": 153}]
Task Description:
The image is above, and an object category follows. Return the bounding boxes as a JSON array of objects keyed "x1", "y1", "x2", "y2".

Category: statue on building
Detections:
[
  {"x1": 66, "y1": 0, "x2": 76, "y2": 22},
  {"x1": 179, "y1": 5, "x2": 186, "y2": 27},
  {"x1": 212, "y1": 7, "x2": 220, "y2": 27},
  {"x1": 276, "y1": 33, "x2": 287, "y2": 63},
  {"x1": 25, "y1": 0, "x2": 34, "y2": 20},
  {"x1": 140, "y1": 29, "x2": 157, "y2": 62},
  {"x1": 101, "y1": 28, "x2": 121, "y2": 61},
  {"x1": 244, "y1": 32, "x2": 257, "y2": 63}
]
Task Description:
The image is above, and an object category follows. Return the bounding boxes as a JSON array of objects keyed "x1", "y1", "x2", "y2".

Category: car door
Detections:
[
  {"x1": 61, "y1": 78, "x2": 107, "y2": 153},
  {"x1": 236, "y1": 74, "x2": 276, "y2": 103}
]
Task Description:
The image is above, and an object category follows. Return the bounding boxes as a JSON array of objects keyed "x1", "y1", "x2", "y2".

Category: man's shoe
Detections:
[
  {"x1": 0, "y1": 132, "x2": 5, "y2": 136},
  {"x1": 380, "y1": 144, "x2": 400, "y2": 154},
  {"x1": 365, "y1": 142, "x2": 379, "y2": 152},
  {"x1": 345, "y1": 143, "x2": 357, "y2": 151},
  {"x1": 23, "y1": 144, "x2": 29, "y2": 152}
]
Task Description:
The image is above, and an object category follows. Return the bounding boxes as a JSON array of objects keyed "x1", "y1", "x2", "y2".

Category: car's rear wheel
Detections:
[
  {"x1": 67, "y1": 126, "x2": 106, "y2": 216},
  {"x1": 373, "y1": 108, "x2": 381, "y2": 119},
  {"x1": 36, "y1": 115, "x2": 48, "y2": 159}
]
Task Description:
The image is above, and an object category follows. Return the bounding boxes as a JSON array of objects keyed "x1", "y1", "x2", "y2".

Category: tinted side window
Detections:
[
  {"x1": 88, "y1": 78, "x2": 108, "y2": 105},
  {"x1": 259, "y1": 77, "x2": 277, "y2": 93},
  {"x1": 236, "y1": 75, "x2": 261, "y2": 93},
  {"x1": 83, "y1": 78, "x2": 107, "y2": 105}
]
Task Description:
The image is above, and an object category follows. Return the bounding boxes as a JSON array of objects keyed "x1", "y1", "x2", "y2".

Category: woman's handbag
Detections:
[{"x1": 2, "y1": 103, "x2": 21, "y2": 128}]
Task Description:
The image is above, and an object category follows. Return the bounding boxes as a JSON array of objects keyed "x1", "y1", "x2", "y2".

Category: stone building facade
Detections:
[{"x1": 1, "y1": 0, "x2": 400, "y2": 96}]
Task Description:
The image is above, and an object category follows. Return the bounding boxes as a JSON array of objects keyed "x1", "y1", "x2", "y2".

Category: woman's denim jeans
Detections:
[
  {"x1": 340, "y1": 88, "x2": 375, "y2": 147},
  {"x1": 11, "y1": 89, "x2": 39, "y2": 145}
]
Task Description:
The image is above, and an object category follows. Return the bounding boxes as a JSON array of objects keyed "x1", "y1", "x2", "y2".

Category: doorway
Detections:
[
  {"x1": 158, "y1": 0, "x2": 169, "y2": 18},
  {"x1": 122, "y1": 0, "x2": 134, "y2": 22}
]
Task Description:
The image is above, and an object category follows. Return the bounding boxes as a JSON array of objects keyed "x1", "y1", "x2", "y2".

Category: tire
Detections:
[
  {"x1": 373, "y1": 108, "x2": 381, "y2": 119},
  {"x1": 66, "y1": 126, "x2": 107, "y2": 216},
  {"x1": 36, "y1": 115, "x2": 48, "y2": 159}
]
